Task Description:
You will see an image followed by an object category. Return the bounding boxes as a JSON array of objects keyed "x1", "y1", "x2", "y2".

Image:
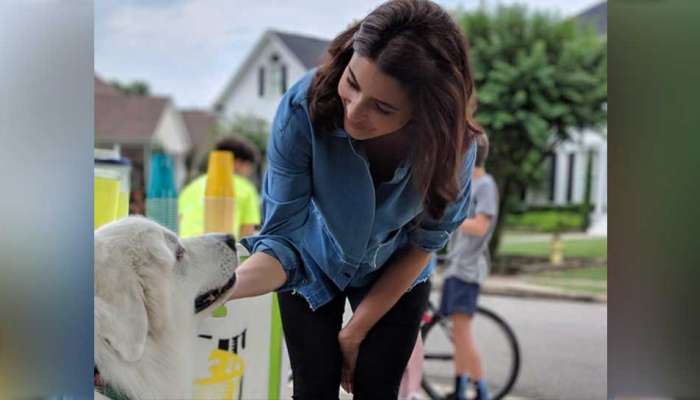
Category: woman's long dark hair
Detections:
[{"x1": 308, "y1": 0, "x2": 482, "y2": 219}]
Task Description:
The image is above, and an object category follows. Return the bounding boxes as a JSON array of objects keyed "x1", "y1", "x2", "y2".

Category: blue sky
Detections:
[{"x1": 95, "y1": 0, "x2": 603, "y2": 109}]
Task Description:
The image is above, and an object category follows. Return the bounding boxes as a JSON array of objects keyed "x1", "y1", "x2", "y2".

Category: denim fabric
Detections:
[{"x1": 241, "y1": 70, "x2": 476, "y2": 310}]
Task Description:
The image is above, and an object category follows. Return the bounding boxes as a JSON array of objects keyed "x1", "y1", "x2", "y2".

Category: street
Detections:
[{"x1": 424, "y1": 292, "x2": 607, "y2": 400}]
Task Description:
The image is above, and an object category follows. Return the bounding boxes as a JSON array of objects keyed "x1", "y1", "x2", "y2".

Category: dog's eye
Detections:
[{"x1": 175, "y1": 246, "x2": 185, "y2": 261}]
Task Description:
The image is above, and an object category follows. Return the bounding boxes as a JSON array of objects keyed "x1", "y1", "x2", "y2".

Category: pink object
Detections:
[{"x1": 399, "y1": 335, "x2": 424, "y2": 400}]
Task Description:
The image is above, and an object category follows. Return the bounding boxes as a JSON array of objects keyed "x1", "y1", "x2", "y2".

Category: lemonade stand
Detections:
[{"x1": 94, "y1": 148, "x2": 289, "y2": 399}]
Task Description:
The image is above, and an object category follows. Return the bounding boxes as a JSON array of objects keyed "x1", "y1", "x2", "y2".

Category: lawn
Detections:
[
  {"x1": 525, "y1": 266, "x2": 608, "y2": 295},
  {"x1": 537, "y1": 265, "x2": 607, "y2": 281},
  {"x1": 498, "y1": 238, "x2": 607, "y2": 259}
]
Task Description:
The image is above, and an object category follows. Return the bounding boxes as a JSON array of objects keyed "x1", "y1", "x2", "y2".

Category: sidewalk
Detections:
[
  {"x1": 431, "y1": 272, "x2": 607, "y2": 303},
  {"x1": 501, "y1": 231, "x2": 605, "y2": 244}
]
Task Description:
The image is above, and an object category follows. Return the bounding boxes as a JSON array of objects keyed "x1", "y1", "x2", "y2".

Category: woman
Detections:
[{"x1": 228, "y1": 0, "x2": 482, "y2": 397}]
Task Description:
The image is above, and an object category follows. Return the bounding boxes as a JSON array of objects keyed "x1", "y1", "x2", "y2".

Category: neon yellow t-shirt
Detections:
[{"x1": 178, "y1": 174, "x2": 261, "y2": 239}]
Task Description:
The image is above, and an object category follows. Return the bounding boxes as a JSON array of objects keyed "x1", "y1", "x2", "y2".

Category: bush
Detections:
[
  {"x1": 226, "y1": 114, "x2": 269, "y2": 157},
  {"x1": 505, "y1": 209, "x2": 585, "y2": 232}
]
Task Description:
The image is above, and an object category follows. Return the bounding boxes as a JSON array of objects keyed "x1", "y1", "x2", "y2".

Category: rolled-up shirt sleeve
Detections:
[
  {"x1": 240, "y1": 103, "x2": 312, "y2": 290},
  {"x1": 407, "y1": 141, "x2": 477, "y2": 252}
]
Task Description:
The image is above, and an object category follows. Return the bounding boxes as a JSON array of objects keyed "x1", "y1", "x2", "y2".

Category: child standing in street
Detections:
[{"x1": 440, "y1": 133, "x2": 498, "y2": 400}]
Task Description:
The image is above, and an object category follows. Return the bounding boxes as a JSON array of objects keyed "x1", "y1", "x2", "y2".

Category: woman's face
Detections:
[{"x1": 337, "y1": 54, "x2": 413, "y2": 140}]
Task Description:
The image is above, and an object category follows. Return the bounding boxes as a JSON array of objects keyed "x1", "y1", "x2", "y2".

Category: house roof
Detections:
[
  {"x1": 181, "y1": 109, "x2": 217, "y2": 152},
  {"x1": 95, "y1": 92, "x2": 169, "y2": 141},
  {"x1": 213, "y1": 30, "x2": 330, "y2": 110},
  {"x1": 273, "y1": 31, "x2": 330, "y2": 69},
  {"x1": 576, "y1": 1, "x2": 607, "y2": 36},
  {"x1": 94, "y1": 75, "x2": 120, "y2": 95}
]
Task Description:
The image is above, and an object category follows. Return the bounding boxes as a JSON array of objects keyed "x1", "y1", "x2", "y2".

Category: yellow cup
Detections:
[
  {"x1": 95, "y1": 148, "x2": 132, "y2": 221},
  {"x1": 205, "y1": 151, "x2": 235, "y2": 198},
  {"x1": 204, "y1": 151, "x2": 236, "y2": 234},
  {"x1": 204, "y1": 197, "x2": 235, "y2": 234},
  {"x1": 94, "y1": 173, "x2": 120, "y2": 229}
]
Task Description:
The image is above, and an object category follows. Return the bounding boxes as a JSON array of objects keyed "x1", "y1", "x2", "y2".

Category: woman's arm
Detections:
[
  {"x1": 341, "y1": 245, "x2": 431, "y2": 340},
  {"x1": 459, "y1": 213, "x2": 492, "y2": 237},
  {"x1": 338, "y1": 245, "x2": 431, "y2": 393},
  {"x1": 227, "y1": 251, "x2": 288, "y2": 300}
]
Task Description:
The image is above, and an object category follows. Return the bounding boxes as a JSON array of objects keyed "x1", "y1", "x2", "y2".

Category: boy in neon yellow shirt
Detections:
[{"x1": 179, "y1": 137, "x2": 261, "y2": 239}]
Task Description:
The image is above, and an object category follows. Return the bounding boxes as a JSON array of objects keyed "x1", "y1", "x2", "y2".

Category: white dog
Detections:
[{"x1": 94, "y1": 217, "x2": 239, "y2": 400}]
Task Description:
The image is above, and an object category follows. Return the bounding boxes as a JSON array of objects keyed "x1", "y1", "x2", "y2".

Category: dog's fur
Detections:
[{"x1": 94, "y1": 217, "x2": 239, "y2": 399}]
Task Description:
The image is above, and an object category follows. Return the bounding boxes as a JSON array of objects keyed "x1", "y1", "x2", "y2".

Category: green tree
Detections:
[
  {"x1": 211, "y1": 114, "x2": 270, "y2": 180},
  {"x1": 224, "y1": 113, "x2": 270, "y2": 158},
  {"x1": 457, "y1": 5, "x2": 607, "y2": 264},
  {"x1": 109, "y1": 80, "x2": 151, "y2": 96}
]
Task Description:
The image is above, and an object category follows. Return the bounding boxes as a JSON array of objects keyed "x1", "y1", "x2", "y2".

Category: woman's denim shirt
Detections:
[{"x1": 241, "y1": 70, "x2": 476, "y2": 310}]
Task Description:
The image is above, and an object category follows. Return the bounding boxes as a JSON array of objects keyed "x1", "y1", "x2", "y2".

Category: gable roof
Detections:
[
  {"x1": 181, "y1": 109, "x2": 218, "y2": 152},
  {"x1": 274, "y1": 31, "x2": 330, "y2": 69},
  {"x1": 95, "y1": 93, "x2": 169, "y2": 141},
  {"x1": 576, "y1": 1, "x2": 607, "y2": 36},
  {"x1": 94, "y1": 75, "x2": 120, "y2": 95},
  {"x1": 213, "y1": 29, "x2": 330, "y2": 110}
]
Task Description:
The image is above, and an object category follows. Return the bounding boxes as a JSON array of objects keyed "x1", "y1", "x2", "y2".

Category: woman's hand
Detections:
[
  {"x1": 336, "y1": 246, "x2": 431, "y2": 393},
  {"x1": 338, "y1": 326, "x2": 365, "y2": 394}
]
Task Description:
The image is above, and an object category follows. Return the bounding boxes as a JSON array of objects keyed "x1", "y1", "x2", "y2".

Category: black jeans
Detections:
[{"x1": 278, "y1": 280, "x2": 431, "y2": 400}]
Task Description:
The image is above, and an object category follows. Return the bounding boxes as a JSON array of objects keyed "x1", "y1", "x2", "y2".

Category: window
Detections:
[
  {"x1": 267, "y1": 53, "x2": 287, "y2": 96},
  {"x1": 281, "y1": 64, "x2": 287, "y2": 94},
  {"x1": 258, "y1": 66, "x2": 265, "y2": 98}
]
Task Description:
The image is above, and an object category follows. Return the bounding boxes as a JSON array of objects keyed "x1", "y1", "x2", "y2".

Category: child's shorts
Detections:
[{"x1": 439, "y1": 277, "x2": 480, "y2": 317}]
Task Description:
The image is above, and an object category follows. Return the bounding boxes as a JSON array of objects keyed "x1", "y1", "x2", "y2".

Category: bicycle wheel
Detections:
[{"x1": 421, "y1": 306, "x2": 521, "y2": 400}]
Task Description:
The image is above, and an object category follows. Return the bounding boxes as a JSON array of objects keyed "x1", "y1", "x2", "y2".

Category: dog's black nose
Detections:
[{"x1": 224, "y1": 234, "x2": 237, "y2": 252}]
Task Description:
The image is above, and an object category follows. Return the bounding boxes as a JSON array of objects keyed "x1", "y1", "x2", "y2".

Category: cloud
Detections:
[
  {"x1": 95, "y1": 0, "x2": 601, "y2": 108},
  {"x1": 95, "y1": 0, "x2": 387, "y2": 107}
]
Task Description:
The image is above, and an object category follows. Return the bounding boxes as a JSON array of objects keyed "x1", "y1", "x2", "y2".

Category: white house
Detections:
[
  {"x1": 525, "y1": 126, "x2": 607, "y2": 235},
  {"x1": 213, "y1": 30, "x2": 330, "y2": 123},
  {"x1": 553, "y1": 2, "x2": 607, "y2": 235}
]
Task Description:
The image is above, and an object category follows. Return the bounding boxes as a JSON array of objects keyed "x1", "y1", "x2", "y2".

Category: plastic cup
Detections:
[
  {"x1": 204, "y1": 151, "x2": 236, "y2": 234},
  {"x1": 205, "y1": 151, "x2": 235, "y2": 198},
  {"x1": 94, "y1": 169, "x2": 120, "y2": 229},
  {"x1": 147, "y1": 152, "x2": 178, "y2": 233}
]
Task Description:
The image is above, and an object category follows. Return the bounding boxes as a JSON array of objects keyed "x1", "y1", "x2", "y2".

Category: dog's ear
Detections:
[
  {"x1": 141, "y1": 235, "x2": 175, "y2": 336},
  {"x1": 95, "y1": 291, "x2": 148, "y2": 362}
]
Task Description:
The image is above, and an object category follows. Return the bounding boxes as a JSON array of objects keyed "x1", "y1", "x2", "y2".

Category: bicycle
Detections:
[{"x1": 420, "y1": 299, "x2": 521, "y2": 400}]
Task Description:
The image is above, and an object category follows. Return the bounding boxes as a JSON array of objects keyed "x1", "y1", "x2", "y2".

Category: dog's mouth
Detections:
[{"x1": 194, "y1": 273, "x2": 236, "y2": 314}]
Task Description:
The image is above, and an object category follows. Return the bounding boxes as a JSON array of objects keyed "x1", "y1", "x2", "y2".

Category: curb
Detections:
[
  {"x1": 481, "y1": 282, "x2": 607, "y2": 303},
  {"x1": 432, "y1": 276, "x2": 607, "y2": 304}
]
